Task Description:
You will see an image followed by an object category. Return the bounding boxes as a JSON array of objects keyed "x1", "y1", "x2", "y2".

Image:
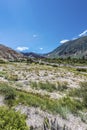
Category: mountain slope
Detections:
[
  {"x1": 0, "y1": 44, "x2": 25, "y2": 61},
  {"x1": 47, "y1": 36, "x2": 87, "y2": 59},
  {"x1": 23, "y1": 52, "x2": 45, "y2": 59}
]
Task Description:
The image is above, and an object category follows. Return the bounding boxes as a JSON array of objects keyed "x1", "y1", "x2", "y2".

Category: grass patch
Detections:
[
  {"x1": 0, "y1": 59, "x2": 6, "y2": 64},
  {"x1": 0, "y1": 71, "x2": 6, "y2": 77},
  {"x1": 0, "y1": 82, "x2": 84, "y2": 118},
  {"x1": 0, "y1": 82, "x2": 16, "y2": 106},
  {"x1": 80, "y1": 82, "x2": 87, "y2": 107},
  {"x1": 16, "y1": 90, "x2": 83, "y2": 118},
  {"x1": 0, "y1": 82, "x2": 16, "y2": 99},
  {"x1": 5, "y1": 74, "x2": 18, "y2": 81},
  {"x1": 68, "y1": 81, "x2": 87, "y2": 108},
  {"x1": 76, "y1": 68, "x2": 87, "y2": 72},
  {"x1": 30, "y1": 81, "x2": 68, "y2": 92}
]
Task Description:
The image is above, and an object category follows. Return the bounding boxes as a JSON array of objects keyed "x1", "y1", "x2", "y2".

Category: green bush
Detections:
[
  {"x1": 0, "y1": 107, "x2": 29, "y2": 130},
  {"x1": 0, "y1": 82, "x2": 16, "y2": 100}
]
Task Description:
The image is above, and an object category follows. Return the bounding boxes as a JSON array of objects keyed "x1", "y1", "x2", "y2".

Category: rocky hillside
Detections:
[
  {"x1": 47, "y1": 36, "x2": 87, "y2": 59},
  {"x1": 0, "y1": 44, "x2": 25, "y2": 61},
  {"x1": 23, "y1": 52, "x2": 45, "y2": 59}
]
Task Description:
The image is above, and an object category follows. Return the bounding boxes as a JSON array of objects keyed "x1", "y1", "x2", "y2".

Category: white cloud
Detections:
[
  {"x1": 60, "y1": 39, "x2": 69, "y2": 44},
  {"x1": 39, "y1": 48, "x2": 43, "y2": 50},
  {"x1": 16, "y1": 47, "x2": 29, "y2": 51},
  {"x1": 79, "y1": 30, "x2": 87, "y2": 37},
  {"x1": 33, "y1": 34, "x2": 38, "y2": 38},
  {"x1": 72, "y1": 37, "x2": 77, "y2": 40}
]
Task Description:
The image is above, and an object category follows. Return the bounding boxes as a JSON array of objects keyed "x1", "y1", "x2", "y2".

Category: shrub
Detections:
[
  {"x1": 76, "y1": 68, "x2": 87, "y2": 72},
  {"x1": 0, "y1": 82, "x2": 16, "y2": 99},
  {"x1": 0, "y1": 82, "x2": 16, "y2": 106},
  {"x1": 6, "y1": 74, "x2": 18, "y2": 81},
  {"x1": 0, "y1": 107, "x2": 29, "y2": 130},
  {"x1": 0, "y1": 59, "x2": 6, "y2": 64},
  {"x1": 0, "y1": 71, "x2": 6, "y2": 77}
]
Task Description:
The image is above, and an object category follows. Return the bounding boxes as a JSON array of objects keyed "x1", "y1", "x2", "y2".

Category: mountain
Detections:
[
  {"x1": 22, "y1": 52, "x2": 45, "y2": 59},
  {"x1": 47, "y1": 36, "x2": 87, "y2": 59},
  {"x1": 0, "y1": 44, "x2": 25, "y2": 61}
]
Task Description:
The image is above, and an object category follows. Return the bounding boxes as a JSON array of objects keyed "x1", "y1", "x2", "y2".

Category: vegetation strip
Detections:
[{"x1": 0, "y1": 82, "x2": 85, "y2": 119}]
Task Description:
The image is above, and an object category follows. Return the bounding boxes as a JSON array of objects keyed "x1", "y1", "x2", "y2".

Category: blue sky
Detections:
[{"x1": 0, "y1": 0, "x2": 87, "y2": 53}]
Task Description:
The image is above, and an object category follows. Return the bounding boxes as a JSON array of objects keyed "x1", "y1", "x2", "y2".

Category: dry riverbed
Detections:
[{"x1": 0, "y1": 62, "x2": 87, "y2": 130}]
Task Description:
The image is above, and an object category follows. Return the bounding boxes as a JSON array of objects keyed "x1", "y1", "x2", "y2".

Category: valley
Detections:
[
  {"x1": 0, "y1": 0, "x2": 87, "y2": 129},
  {"x1": 0, "y1": 61, "x2": 87, "y2": 130}
]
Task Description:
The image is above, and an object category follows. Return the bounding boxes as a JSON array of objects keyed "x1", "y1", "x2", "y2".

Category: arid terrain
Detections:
[
  {"x1": 0, "y1": 62, "x2": 87, "y2": 130},
  {"x1": 1, "y1": 0, "x2": 87, "y2": 129}
]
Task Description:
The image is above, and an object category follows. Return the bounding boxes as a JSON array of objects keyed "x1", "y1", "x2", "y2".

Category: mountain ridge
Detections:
[
  {"x1": 1, "y1": 36, "x2": 87, "y2": 61},
  {"x1": 0, "y1": 44, "x2": 25, "y2": 61},
  {"x1": 47, "y1": 36, "x2": 87, "y2": 59},
  {"x1": 22, "y1": 52, "x2": 45, "y2": 59}
]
